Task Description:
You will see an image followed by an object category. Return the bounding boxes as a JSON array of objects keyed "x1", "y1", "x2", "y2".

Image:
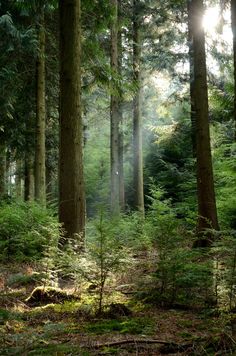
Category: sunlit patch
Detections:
[
  {"x1": 203, "y1": 5, "x2": 233, "y2": 44},
  {"x1": 202, "y1": 6, "x2": 220, "y2": 35}
]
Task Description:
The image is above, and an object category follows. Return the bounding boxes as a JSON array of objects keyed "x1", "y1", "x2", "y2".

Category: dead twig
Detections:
[{"x1": 93, "y1": 338, "x2": 192, "y2": 350}]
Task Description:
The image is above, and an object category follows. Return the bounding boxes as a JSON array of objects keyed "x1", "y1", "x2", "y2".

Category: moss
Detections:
[
  {"x1": 25, "y1": 286, "x2": 80, "y2": 306},
  {"x1": 84, "y1": 317, "x2": 155, "y2": 335}
]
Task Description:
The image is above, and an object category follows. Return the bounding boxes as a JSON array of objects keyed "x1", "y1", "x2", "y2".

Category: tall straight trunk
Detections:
[
  {"x1": 59, "y1": 0, "x2": 85, "y2": 241},
  {"x1": 187, "y1": 0, "x2": 196, "y2": 156},
  {"x1": 35, "y1": 11, "x2": 46, "y2": 205},
  {"x1": 118, "y1": 118, "x2": 125, "y2": 211},
  {"x1": 0, "y1": 145, "x2": 6, "y2": 198},
  {"x1": 110, "y1": 0, "x2": 120, "y2": 216},
  {"x1": 15, "y1": 159, "x2": 22, "y2": 198},
  {"x1": 46, "y1": 164, "x2": 53, "y2": 201},
  {"x1": 133, "y1": 0, "x2": 144, "y2": 215},
  {"x1": 24, "y1": 155, "x2": 34, "y2": 201},
  {"x1": 118, "y1": 0, "x2": 125, "y2": 211},
  {"x1": 231, "y1": 0, "x2": 236, "y2": 140},
  {"x1": 190, "y1": 0, "x2": 219, "y2": 245}
]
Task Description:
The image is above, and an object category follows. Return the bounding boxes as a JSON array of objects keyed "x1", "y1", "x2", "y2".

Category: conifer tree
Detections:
[
  {"x1": 189, "y1": 0, "x2": 219, "y2": 245},
  {"x1": 59, "y1": 0, "x2": 85, "y2": 241},
  {"x1": 133, "y1": 0, "x2": 144, "y2": 215}
]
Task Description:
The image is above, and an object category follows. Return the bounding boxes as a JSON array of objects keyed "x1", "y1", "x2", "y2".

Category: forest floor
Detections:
[{"x1": 0, "y1": 264, "x2": 235, "y2": 355}]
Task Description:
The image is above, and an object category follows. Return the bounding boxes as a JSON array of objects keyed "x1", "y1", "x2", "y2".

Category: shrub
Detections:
[
  {"x1": 139, "y1": 187, "x2": 213, "y2": 307},
  {"x1": 0, "y1": 201, "x2": 59, "y2": 262}
]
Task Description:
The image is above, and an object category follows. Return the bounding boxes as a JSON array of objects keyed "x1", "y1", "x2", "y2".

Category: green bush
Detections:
[
  {"x1": 139, "y1": 187, "x2": 213, "y2": 307},
  {"x1": 0, "y1": 201, "x2": 60, "y2": 262}
]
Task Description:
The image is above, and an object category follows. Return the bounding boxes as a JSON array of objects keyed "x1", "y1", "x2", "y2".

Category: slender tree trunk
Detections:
[
  {"x1": 110, "y1": 0, "x2": 120, "y2": 216},
  {"x1": 133, "y1": 0, "x2": 144, "y2": 215},
  {"x1": 0, "y1": 145, "x2": 6, "y2": 199},
  {"x1": 24, "y1": 155, "x2": 34, "y2": 201},
  {"x1": 35, "y1": 11, "x2": 46, "y2": 205},
  {"x1": 191, "y1": 0, "x2": 219, "y2": 246},
  {"x1": 187, "y1": 0, "x2": 196, "y2": 156},
  {"x1": 59, "y1": 0, "x2": 85, "y2": 242},
  {"x1": 231, "y1": 0, "x2": 236, "y2": 140},
  {"x1": 46, "y1": 165, "x2": 53, "y2": 200},
  {"x1": 15, "y1": 159, "x2": 22, "y2": 198},
  {"x1": 118, "y1": 0, "x2": 125, "y2": 211}
]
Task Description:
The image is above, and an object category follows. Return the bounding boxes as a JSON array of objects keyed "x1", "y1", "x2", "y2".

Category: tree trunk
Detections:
[
  {"x1": 35, "y1": 11, "x2": 46, "y2": 205},
  {"x1": 110, "y1": 0, "x2": 120, "y2": 216},
  {"x1": 15, "y1": 159, "x2": 22, "y2": 198},
  {"x1": 231, "y1": 0, "x2": 236, "y2": 140},
  {"x1": 133, "y1": 0, "x2": 144, "y2": 215},
  {"x1": 118, "y1": 0, "x2": 125, "y2": 212},
  {"x1": 187, "y1": 0, "x2": 196, "y2": 156},
  {"x1": 0, "y1": 145, "x2": 6, "y2": 199},
  {"x1": 59, "y1": 0, "x2": 85, "y2": 242},
  {"x1": 24, "y1": 155, "x2": 34, "y2": 201},
  {"x1": 190, "y1": 0, "x2": 219, "y2": 245}
]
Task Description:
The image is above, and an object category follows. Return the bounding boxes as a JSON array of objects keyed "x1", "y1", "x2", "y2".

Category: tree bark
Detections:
[
  {"x1": 118, "y1": 0, "x2": 125, "y2": 212},
  {"x1": 59, "y1": 0, "x2": 85, "y2": 242},
  {"x1": 190, "y1": 0, "x2": 219, "y2": 245},
  {"x1": 133, "y1": 0, "x2": 144, "y2": 215},
  {"x1": 231, "y1": 0, "x2": 236, "y2": 140},
  {"x1": 24, "y1": 155, "x2": 34, "y2": 201},
  {"x1": 187, "y1": 0, "x2": 196, "y2": 156},
  {"x1": 110, "y1": 0, "x2": 120, "y2": 216},
  {"x1": 35, "y1": 11, "x2": 46, "y2": 205},
  {"x1": 0, "y1": 145, "x2": 6, "y2": 199},
  {"x1": 15, "y1": 159, "x2": 22, "y2": 198}
]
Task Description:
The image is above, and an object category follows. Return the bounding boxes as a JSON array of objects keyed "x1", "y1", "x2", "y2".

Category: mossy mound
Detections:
[
  {"x1": 103, "y1": 303, "x2": 132, "y2": 318},
  {"x1": 25, "y1": 286, "x2": 80, "y2": 306}
]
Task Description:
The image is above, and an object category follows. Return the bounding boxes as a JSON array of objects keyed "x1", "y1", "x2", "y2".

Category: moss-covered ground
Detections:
[{"x1": 0, "y1": 264, "x2": 235, "y2": 355}]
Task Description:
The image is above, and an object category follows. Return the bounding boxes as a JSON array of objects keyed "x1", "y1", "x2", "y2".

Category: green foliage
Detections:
[
  {"x1": 213, "y1": 232, "x2": 236, "y2": 309},
  {"x1": 139, "y1": 187, "x2": 213, "y2": 307},
  {"x1": 7, "y1": 272, "x2": 45, "y2": 288},
  {"x1": 85, "y1": 317, "x2": 154, "y2": 335},
  {"x1": 214, "y1": 138, "x2": 236, "y2": 229},
  {"x1": 0, "y1": 201, "x2": 59, "y2": 262},
  {"x1": 144, "y1": 119, "x2": 196, "y2": 218},
  {"x1": 59, "y1": 211, "x2": 133, "y2": 313}
]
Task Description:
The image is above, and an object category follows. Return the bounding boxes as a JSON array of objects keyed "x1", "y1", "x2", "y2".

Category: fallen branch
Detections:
[{"x1": 93, "y1": 338, "x2": 192, "y2": 350}]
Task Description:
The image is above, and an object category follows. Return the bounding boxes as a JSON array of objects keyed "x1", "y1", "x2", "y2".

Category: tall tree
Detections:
[
  {"x1": 231, "y1": 0, "x2": 236, "y2": 140},
  {"x1": 59, "y1": 0, "x2": 85, "y2": 241},
  {"x1": 118, "y1": 0, "x2": 125, "y2": 212},
  {"x1": 189, "y1": 0, "x2": 219, "y2": 245},
  {"x1": 187, "y1": 0, "x2": 196, "y2": 156},
  {"x1": 35, "y1": 8, "x2": 46, "y2": 204},
  {"x1": 133, "y1": 0, "x2": 144, "y2": 214},
  {"x1": 110, "y1": 0, "x2": 120, "y2": 216}
]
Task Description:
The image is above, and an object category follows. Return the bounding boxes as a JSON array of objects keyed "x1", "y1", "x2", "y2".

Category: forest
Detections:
[{"x1": 0, "y1": 0, "x2": 236, "y2": 354}]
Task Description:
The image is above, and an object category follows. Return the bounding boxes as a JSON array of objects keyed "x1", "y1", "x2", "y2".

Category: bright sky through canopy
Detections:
[{"x1": 203, "y1": 6, "x2": 232, "y2": 43}]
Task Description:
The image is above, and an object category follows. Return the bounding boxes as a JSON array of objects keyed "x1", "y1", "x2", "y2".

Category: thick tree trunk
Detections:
[
  {"x1": 59, "y1": 0, "x2": 85, "y2": 242},
  {"x1": 0, "y1": 145, "x2": 6, "y2": 199},
  {"x1": 133, "y1": 0, "x2": 144, "y2": 215},
  {"x1": 231, "y1": 0, "x2": 236, "y2": 140},
  {"x1": 110, "y1": 0, "x2": 120, "y2": 216},
  {"x1": 191, "y1": 0, "x2": 219, "y2": 245},
  {"x1": 35, "y1": 12, "x2": 46, "y2": 205}
]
